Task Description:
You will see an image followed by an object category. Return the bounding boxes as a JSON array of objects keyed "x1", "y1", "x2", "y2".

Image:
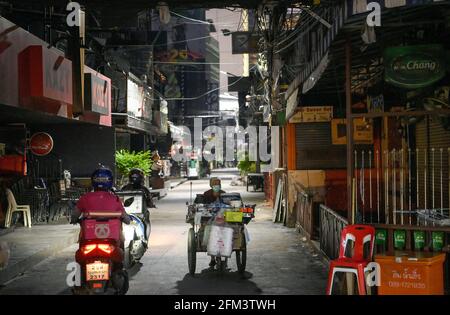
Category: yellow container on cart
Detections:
[
  {"x1": 375, "y1": 251, "x2": 446, "y2": 295},
  {"x1": 224, "y1": 211, "x2": 243, "y2": 223}
]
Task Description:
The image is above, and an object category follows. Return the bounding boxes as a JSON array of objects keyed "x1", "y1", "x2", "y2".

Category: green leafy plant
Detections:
[
  {"x1": 237, "y1": 155, "x2": 256, "y2": 176},
  {"x1": 115, "y1": 150, "x2": 153, "y2": 179}
]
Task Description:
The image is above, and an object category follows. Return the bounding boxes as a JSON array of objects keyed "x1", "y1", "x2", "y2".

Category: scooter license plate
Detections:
[{"x1": 86, "y1": 262, "x2": 110, "y2": 281}]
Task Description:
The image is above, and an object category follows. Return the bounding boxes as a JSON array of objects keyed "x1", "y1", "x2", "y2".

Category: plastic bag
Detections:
[{"x1": 207, "y1": 225, "x2": 234, "y2": 258}]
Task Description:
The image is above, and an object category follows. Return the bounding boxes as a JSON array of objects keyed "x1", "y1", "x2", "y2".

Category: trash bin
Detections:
[{"x1": 375, "y1": 251, "x2": 446, "y2": 295}]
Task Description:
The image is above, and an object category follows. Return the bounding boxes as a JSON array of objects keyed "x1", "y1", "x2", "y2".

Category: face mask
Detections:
[{"x1": 212, "y1": 185, "x2": 221, "y2": 193}]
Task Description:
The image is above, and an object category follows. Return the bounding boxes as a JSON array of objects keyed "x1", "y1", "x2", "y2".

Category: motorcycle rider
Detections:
[
  {"x1": 121, "y1": 168, "x2": 154, "y2": 240},
  {"x1": 72, "y1": 167, "x2": 131, "y2": 247},
  {"x1": 121, "y1": 168, "x2": 155, "y2": 209}
]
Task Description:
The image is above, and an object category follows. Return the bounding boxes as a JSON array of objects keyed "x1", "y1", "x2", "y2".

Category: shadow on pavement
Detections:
[
  {"x1": 175, "y1": 267, "x2": 263, "y2": 295},
  {"x1": 127, "y1": 262, "x2": 143, "y2": 279}
]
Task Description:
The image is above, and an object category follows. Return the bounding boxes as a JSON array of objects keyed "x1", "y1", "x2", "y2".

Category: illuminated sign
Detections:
[
  {"x1": 384, "y1": 45, "x2": 446, "y2": 89},
  {"x1": 18, "y1": 45, "x2": 73, "y2": 106},
  {"x1": 30, "y1": 132, "x2": 54, "y2": 156},
  {"x1": 84, "y1": 73, "x2": 110, "y2": 115}
]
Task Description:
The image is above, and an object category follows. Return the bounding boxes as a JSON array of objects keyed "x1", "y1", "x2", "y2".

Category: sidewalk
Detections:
[{"x1": 0, "y1": 224, "x2": 79, "y2": 285}]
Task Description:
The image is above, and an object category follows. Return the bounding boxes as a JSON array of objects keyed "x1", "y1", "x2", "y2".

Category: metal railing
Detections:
[{"x1": 319, "y1": 205, "x2": 348, "y2": 260}]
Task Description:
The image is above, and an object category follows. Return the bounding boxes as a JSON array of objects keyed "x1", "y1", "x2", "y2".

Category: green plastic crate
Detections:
[
  {"x1": 394, "y1": 230, "x2": 406, "y2": 250},
  {"x1": 413, "y1": 231, "x2": 425, "y2": 250}
]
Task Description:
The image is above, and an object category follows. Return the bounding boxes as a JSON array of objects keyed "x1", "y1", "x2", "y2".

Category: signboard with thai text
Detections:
[
  {"x1": 289, "y1": 106, "x2": 333, "y2": 123},
  {"x1": 331, "y1": 118, "x2": 374, "y2": 145}
]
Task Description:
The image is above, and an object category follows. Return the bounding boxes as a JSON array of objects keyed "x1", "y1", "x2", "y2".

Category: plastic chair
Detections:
[
  {"x1": 326, "y1": 224, "x2": 375, "y2": 295},
  {"x1": 5, "y1": 188, "x2": 32, "y2": 228}
]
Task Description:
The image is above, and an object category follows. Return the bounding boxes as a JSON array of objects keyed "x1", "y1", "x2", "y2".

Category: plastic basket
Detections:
[{"x1": 224, "y1": 211, "x2": 243, "y2": 223}]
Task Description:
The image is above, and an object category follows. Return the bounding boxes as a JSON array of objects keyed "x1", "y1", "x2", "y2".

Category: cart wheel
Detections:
[
  {"x1": 216, "y1": 257, "x2": 227, "y2": 273},
  {"x1": 188, "y1": 228, "x2": 197, "y2": 276},
  {"x1": 236, "y1": 237, "x2": 247, "y2": 274}
]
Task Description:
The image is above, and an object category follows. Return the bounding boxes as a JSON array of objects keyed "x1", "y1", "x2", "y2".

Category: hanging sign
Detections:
[
  {"x1": 331, "y1": 118, "x2": 373, "y2": 145},
  {"x1": 30, "y1": 132, "x2": 54, "y2": 156},
  {"x1": 290, "y1": 106, "x2": 333, "y2": 123},
  {"x1": 384, "y1": 45, "x2": 446, "y2": 89},
  {"x1": 84, "y1": 73, "x2": 110, "y2": 115},
  {"x1": 367, "y1": 94, "x2": 384, "y2": 113}
]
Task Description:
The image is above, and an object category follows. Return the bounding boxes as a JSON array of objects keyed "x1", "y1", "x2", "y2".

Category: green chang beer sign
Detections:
[
  {"x1": 432, "y1": 231, "x2": 444, "y2": 251},
  {"x1": 394, "y1": 230, "x2": 406, "y2": 250},
  {"x1": 375, "y1": 229, "x2": 387, "y2": 245},
  {"x1": 413, "y1": 231, "x2": 425, "y2": 250},
  {"x1": 384, "y1": 45, "x2": 447, "y2": 89}
]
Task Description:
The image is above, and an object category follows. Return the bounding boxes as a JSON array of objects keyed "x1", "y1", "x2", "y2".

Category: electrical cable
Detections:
[
  {"x1": 152, "y1": 65, "x2": 257, "y2": 101},
  {"x1": 154, "y1": 61, "x2": 244, "y2": 65},
  {"x1": 169, "y1": 11, "x2": 211, "y2": 25}
]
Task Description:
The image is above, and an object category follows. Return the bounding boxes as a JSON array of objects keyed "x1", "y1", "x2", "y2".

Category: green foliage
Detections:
[
  {"x1": 237, "y1": 155, "x2": 256, "y2": 175},
  {"x1": 115, "y1": 149, "x2": 153, "y2": 177}
]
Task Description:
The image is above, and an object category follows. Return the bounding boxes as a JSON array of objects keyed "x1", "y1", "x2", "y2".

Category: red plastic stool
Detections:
[{"x1": 326, "y1": 224, "x2": 375, "y2": 295}]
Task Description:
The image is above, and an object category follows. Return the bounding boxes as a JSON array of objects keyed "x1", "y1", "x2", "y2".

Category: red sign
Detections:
[
  {"x1": 18, "y1": 45, "x2": 73, "y2": 109},
  {"x1": 84, "y1": 72, "x2": 110, "y2": 115},
  {"x1": 30, "y1": 132, "x2": 54, "y2": 156}
]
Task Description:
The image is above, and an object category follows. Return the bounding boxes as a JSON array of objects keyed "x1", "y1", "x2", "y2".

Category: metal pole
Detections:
[
  {"x1": 392, "y1": 149, "x2": 397, "y2": 225},
  {"x1": 385, "y1": 150, "x2": 389, "y2": 224},
  {"x1": 440, "y1": 148, "x2": 443, "y2": 216},
  {"x1": 345, "y1": 39, "x2": 354, "y2": 224},
  {"x1": 432, "y1": 148, "x2": 435, "y2": 211},
  {"x1": 369, "y1": 150, "x2": 373, "y2": 223},
  {"x1": 400, "y1": 148, "x2": 404, "y2": 225},
  {"x1": 416, "y1": 148, "x2": 420, "y2": 226},
  {"x1": 355, "y1": 150, "x2": 358, "y2": 221},
  {"x1": 362, "y1": 150, "x2": 365, "y2": 223},
  {"x1": 376, "y1": 150, "x2": 380, "y2": 223},
  {"x1": 408, "y1": 148, "x2": 412, "y2": 225},
  {"x1": 424, "y1": 148, "x2": 428, "y2": 226}
]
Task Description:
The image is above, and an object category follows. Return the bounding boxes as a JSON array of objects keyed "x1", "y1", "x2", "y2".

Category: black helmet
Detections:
[{"x1": 129, "y1": 168, "x2": 144, "y2": 186}]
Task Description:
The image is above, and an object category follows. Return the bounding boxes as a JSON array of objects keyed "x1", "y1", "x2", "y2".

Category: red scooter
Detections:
[{"x1": 72, "y1": 210, "x2": 129, "y2": 295}]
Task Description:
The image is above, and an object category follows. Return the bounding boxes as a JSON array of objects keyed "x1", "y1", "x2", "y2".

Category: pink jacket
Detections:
[{"x1": 74, "y1": 191, "x2": 130, "y2": 224}]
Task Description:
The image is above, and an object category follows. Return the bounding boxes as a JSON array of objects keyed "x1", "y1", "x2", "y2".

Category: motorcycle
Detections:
[
  {"x1": 116, "y1": 190, "x2": 150, "y2": 268},
  {"x1": 72, "y1": 210, "x2": 129, "y2": 295}
]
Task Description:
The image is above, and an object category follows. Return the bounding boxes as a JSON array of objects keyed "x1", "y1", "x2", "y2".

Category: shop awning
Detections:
[{"x1": 285, "y1": 0, "x2": 450, "y2": 101}]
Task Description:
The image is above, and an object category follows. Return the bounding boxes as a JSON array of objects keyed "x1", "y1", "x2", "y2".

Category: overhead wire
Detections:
[{"x1": 152, "y1": 65, "x2": 257, "y2": 101}]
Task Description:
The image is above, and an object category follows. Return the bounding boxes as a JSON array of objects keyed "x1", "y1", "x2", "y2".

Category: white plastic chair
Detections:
[{"x1": 5, "y1": 188, "x2": 31, "y2": 228}]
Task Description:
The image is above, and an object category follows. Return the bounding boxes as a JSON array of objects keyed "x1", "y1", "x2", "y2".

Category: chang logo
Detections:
[
  {"x1": 393, "y1": 54, "x2": 439, "y2": 74},
  {"x1": 406, "y1": 60, "x2": 437, "y2": 71}
]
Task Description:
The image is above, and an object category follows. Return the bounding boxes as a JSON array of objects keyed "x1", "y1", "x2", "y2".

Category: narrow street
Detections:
[
  {"x1": 0, "y1": 173, "x2": 327, "y2": 295},
  {"x1": 2, "y1": 1, "x2": 449, "y2": 300}
]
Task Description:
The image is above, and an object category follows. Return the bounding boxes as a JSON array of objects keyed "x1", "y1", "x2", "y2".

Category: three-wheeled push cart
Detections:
[{"x1": 185, "y1": 193, "x2": 255, "y2": 275}]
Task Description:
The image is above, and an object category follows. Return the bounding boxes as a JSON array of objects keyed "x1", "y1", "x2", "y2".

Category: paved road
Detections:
[{"x1": 0, "y1": 177, "x2": 327, "y2": 295}]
